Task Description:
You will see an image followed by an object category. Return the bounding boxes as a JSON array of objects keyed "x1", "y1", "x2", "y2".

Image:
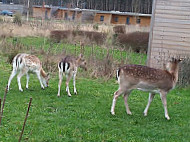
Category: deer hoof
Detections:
[
  {"x1": 74, "y1": 92, "x2": 77, "y2": 95},
  {"x1": 111, "y1": 111, "x2": 115, "y2": 115},
  {"x1": 127, "y1": 111, "x2": 132, "y2": 115},
  {"x1": 143, "y1": 112, "x2": 147, "y2": 116},
  {"x1": 165, "y1": 116, "x2": 170, "y2": 120}
]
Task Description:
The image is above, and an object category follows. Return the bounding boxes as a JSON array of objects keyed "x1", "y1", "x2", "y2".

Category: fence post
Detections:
[
  {"x1": 0, "y1": 85, "x2": 8, "y2": 125},
  {"x1": 18, "y1": 97, "x2": 32, "y2": 142},
  {"x1": 0, "y1": 98, "x2": 1, "y2": 121}
]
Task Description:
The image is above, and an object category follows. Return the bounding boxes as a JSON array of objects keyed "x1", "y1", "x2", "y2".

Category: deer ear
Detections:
[{"x1": 79, "y1": 54, "x2": 83, "y2": 58}]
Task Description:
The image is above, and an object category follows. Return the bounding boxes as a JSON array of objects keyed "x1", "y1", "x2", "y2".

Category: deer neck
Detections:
[
  {"x1": 168, "y1": 65, "x2": 179, "y2": 85},
  {"x1": 75, "y1": 58, "x2": 81, "y2": 68},
  {"x1": 40, "y1": 68, "x2": 47, "y2": 78}
]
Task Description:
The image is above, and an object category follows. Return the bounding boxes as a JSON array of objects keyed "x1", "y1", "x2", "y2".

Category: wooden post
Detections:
[
  {"x1": 0, "y1": 98, "x2": 1, "y2": 121},
  {"x1": 18, "y1": 97, "x2": 32, "y2": 142},
  {"x1": 0, "y1": 85, "x2": 8, "y2": 125}
]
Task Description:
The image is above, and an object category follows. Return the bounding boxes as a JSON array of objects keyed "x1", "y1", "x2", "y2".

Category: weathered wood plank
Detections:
[
  {"x1": 154, "y1": 22, "x2": 190, "y2": 29},
  {"x1": 158, "y1": 0, "x2": 190, "y2": 3},
  {"x1": 154, "y1": 27, "x2": 190, "y2": 34},
  {"x1": 153, "y1": 35, "x2": 190, "y2": 43},
  {"x1": 157, "y1": 0, "x2": 190, "y2": 7},
  {"x1": 155, "y1": 9, "x2": 190, "y2": 16},
  {"x1": 155, "y1": 13, "x2": 190, "y2": 21},
  {"x1": 151, "y1": 47, "x2": 190, "y2": 54},
  {"x1": 156, "y1": 5, "x2": 190, "y2": 11},
  {"x1": 152, "y1": 42, "x2": 190, "y2": 50},
  {"x1": 153, "y1": 39, "x2": 190, "y2": 47},
  {"x1": 155, "y1": 18, "x2": 190, "y2": 25},
  {"x1": 153, "y1": 30, "x2": 190, "y2": 38}
]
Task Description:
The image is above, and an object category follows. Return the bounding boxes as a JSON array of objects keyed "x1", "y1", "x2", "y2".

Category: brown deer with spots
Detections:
[
  {"x1": 111, "y1": 58, "x2": 183, "y2": 120},
  {"x1": 8, "y1": 53, "x2": 50, "y2": 91}
]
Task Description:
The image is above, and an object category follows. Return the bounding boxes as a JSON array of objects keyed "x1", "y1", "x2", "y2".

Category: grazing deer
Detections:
[
  {"x1": 8, "y1": 53, "x2": 50, "y2": 91},
  {"x1": 57, "y1": 54, "x2": 87, "y2": 97},
  {"x1": 111, "y1": 58, "x2": 182, "y2": 120}
]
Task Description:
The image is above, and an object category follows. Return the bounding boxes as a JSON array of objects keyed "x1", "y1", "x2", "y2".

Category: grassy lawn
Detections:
[{"x1": 0, "y1": 37, "x2": 190, "y2": 141}]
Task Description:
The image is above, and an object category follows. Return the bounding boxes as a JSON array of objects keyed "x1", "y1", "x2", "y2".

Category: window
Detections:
[
  {"x1": 100, "y1": 16, "x2": 104, "y2": 21},
  {"x1": 136, "y1": 18, "x2": 141, "y2": 24},
  {"x1": 72, "y1": 12, "x2": 76, "y2": 20},
  {"x1": 126, "y1": 17, "x2": 130, "y2": 25},
  {"x1": 114, "y1": 17, "x2": 118, "y2": 22},
  {"x1": 64, "y1": 12, "x2": 68, "y2": 20}
]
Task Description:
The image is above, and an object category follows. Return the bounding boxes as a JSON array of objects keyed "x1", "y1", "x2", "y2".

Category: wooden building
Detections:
[
  {"x1": 56, "y1": 8, "x2": 82, "y2": 21},
  {"x1": 33, "y1": 5, "x2": 51, "y2": 19},
  {"x1": 147, "y1": 0, "x2": 190, "y2": 69},
  {"x1": 93, "y1": 12, "x2": 112, "y2": 24},
  {"x1": 32, "y1": 6, "x2": 151, "y2": 26},
  {"x1": 94, "y1": 11, "x2": 151, "y2": 26}
]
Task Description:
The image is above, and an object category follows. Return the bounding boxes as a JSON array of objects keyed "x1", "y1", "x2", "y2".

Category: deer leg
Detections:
[
  {"x1": 36, "y1": 71, "x2": 44, "y2": 89},
  {"x1": 111, "y1": 88, "x2": 124, "y2": 115},
  {"x1": 66, "y1": 73, "x2": 72, "y2": 97},
  {"x1": 26, "y1": 73, "x2": 30, "y2": 89},
  {"x1": 123, "y1": 91, "x2": 132, "y2": 115},
  {"x1": 144, "y1": 93, "x2": 156, "y2": 116},
  {"x1": 160, "y1": 91, "x2": 170, "y2": 120},
  {"x1": 7, "y1": 69, "x2": 17, "y2": 91},
  {"x1": 17, "y1": 70, "x2": 26, "y2": 92},
  {"x1": 73, "y1": 69, "x2": 77, "y2": 95},
  {"x1": 57, "y1": 71, "x2": 63, "y2": 97}
]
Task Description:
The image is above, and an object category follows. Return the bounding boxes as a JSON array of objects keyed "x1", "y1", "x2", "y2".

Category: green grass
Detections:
[{"x1": 0, "y1": 37, "x2": 190, "y2": 141}]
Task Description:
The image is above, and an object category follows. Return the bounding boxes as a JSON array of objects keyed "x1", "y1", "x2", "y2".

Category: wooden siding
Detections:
[
  {"x1": 33, "y1": 7, "x2": 51, "y2": 19},
  {"x1": 147, "y1": 0, "x2": 190, "y2": 69},
  {"x1": 56, "y1": 9, "x2": 82, "y2": 21},
  {"x1": 94, "y1": 13, "x2": 112, "y2": 24},
  {"x1": 111, "y1": 14, "x2": 150, "y2": 26}
]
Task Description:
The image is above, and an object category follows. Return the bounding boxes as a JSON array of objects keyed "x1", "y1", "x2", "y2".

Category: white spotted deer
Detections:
[
  {"x1": 8, "y1": 53, "x2": 50, "y2": 91},
  {"x1": 111, "y1": 58, "x2": 183, "y2": 120},
  {"x1": 57, "y1": 54, "x2": 87, "y2": 97}
]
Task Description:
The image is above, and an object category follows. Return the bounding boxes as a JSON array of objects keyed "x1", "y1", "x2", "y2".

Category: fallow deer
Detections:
[
  {"x1": 57, "y1": 54, "x2": 87, "y2": 97},
  {"x1": 111, "y1": 58, "x2": 182, "y2": 120},
  {"x1": 8, "y1": 53, "x2": 50, "y2": 91}
]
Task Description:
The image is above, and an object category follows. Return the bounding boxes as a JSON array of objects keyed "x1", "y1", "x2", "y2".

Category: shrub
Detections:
[
  {"x1": 50, "y1": 30, "x2": 106, "y2": 45},
  {"x1": 13, "y1": 13, "x2": 22, "y2": 26},
  {"x1": 93, "y1": 24, "x2": 99, "y2": 31},
  {"x1": 113, "y1": 25, "x2": 126, "y2": 34},
  {"x1": 115, "y1": 32, "x2": 149, "y2": 53},
  {"x1": 50, "y1": 30, "x2": 72, "y2": 42},
  {"x1": 178, "y1": 58, "x2": 190, "y2": 86},
  {"x1": 0, "y1": 16, "x2": 3, "y2": 23}
]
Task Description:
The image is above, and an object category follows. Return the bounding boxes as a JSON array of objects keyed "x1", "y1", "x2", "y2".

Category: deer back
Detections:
[
  {"x1": 13, "y1": 53, "x2": 42, "y2": 71},
  {"x1": 118, "y1": 65, "x2": 176, "y2": 92}
]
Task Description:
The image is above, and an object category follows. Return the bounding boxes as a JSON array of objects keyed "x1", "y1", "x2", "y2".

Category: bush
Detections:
[
  {"x1": 13, "y1": 13, "x2": 22, "y2": 26},
  {"x1": 178, "y1": 58, "x2": 190, "y2": 86},
  {"x1": 93, "y1": 24, "x2": 99, "y2": 31},
  {"x1": 113, "y1": 25, "x2": 126, "y2": 34},
  {"x1": 115, "y1": 32, "x2": 149, "y2": 53},
  {"x1": 0, "y1": 16, "x2": 3, "y2": 23},
  {"x1": 50, "y1": 30, "x2": 107, "y2": 45}
]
